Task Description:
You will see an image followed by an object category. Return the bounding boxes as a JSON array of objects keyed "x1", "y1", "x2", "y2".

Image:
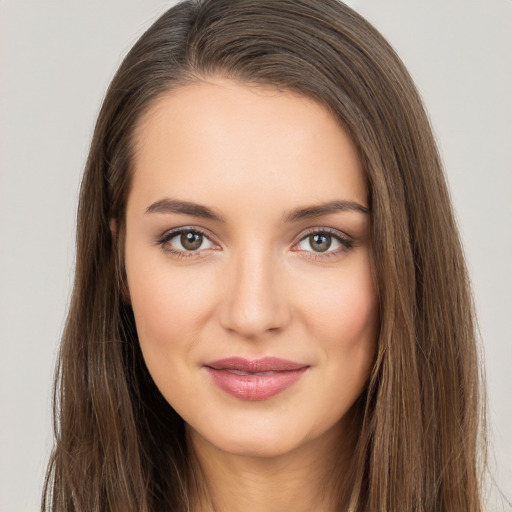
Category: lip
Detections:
[{"x1": 203, "y1": 357, "x2": 309, "y2": 401}]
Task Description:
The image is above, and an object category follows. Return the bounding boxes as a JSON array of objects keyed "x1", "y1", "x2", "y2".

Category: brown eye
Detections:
[
  {"x1": 309, "y1": 233, "x2": 331, "y2": 252},
  {"x1": 294, "y1": 229, "x2": 351, "y2": 257},
  {"x1": 158, "y1": 228, "x2": 217, "y2": 255},
  {"x1": 181, "y1": 231, "x2": 203, "y2": 251}
]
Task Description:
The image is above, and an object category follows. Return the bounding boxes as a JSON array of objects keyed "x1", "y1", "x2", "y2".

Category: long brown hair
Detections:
[{"x1": 43, "y1": 1, "x2": 485, "y2": 510}]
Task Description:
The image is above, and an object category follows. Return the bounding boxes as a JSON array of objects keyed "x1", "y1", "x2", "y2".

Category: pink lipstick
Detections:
[{"x1": 204, "y1": 357, "x2": 309, "y2": 400}]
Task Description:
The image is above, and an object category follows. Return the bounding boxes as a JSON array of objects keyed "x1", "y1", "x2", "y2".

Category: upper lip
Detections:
[{"x1": 204, "y1": 357, "x2": 308, "y2": 373}]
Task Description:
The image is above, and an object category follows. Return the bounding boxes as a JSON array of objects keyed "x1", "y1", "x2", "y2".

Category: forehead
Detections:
[{"x1": 129, "y1": 77, "x2": 367, "y2": 216}]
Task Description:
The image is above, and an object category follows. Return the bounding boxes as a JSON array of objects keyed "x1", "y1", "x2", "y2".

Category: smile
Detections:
[{"x1": 204, "y1": 357, "x2": 309, "y2": 401}]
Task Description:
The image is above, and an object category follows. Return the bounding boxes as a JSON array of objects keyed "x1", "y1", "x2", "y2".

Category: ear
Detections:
[{"x1": 110, "y1": 218, "x2": 132, "y2": 305}]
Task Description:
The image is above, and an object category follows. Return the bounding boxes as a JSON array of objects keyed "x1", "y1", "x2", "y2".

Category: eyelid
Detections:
[
  {"x1": 291, "y1": 227, "x2": 354, "y2": 256},
  {"x1": 155, "y1": 225, "x2": 354, "y2": 259},
  {"x1": 156, "y1": 225, "x2": 221, "y2": 257}
]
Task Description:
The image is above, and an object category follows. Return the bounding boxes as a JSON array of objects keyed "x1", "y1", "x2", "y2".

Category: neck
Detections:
[{"x1": 186, "y1": 417, "x2": 357, "y2": 512}]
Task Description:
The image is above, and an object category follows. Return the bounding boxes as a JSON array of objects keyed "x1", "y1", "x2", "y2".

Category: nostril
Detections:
[{"x1": 219, "y1": 300, "x2": 290, "y2": 338}]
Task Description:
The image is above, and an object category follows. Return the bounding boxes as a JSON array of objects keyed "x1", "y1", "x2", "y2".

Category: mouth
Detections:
[{"x1": 203, "y1": 357, "x2": 309, "y2": 400}]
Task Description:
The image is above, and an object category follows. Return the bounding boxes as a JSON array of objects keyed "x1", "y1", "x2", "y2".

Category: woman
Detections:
[{"x1": 42, "y1": 0, "x2": 485, "y2": 510}]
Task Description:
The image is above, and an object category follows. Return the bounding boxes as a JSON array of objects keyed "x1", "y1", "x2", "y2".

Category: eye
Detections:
[
  {"x1": 178, "y1": 231, "x2": 207, "y2": 251},
  {"x1": 301, "y1": 233, "x2": 336, "y2": 253},
  {"x1": 294, "y1": 229, "x2": 353, "y2": 255},
  {"x1": 158, "y1": 228, "x2": 218, "y2": 256}
]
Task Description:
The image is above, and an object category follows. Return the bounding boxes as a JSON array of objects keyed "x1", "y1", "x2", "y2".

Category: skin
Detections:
[{"x1": 124, "y1": 77, "x2": 379, "y2": 512}]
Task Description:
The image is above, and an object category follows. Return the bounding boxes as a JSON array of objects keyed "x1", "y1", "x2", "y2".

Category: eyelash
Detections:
[
  {"x1": 156, "y1": 226, "x2": 220, "y2": 259},
  {"x1": 156, "y1": 226, "x2": 354, "y2": 260},
  {"x1": 293, "y1": 227, "x2": 354, "y2": 260}
]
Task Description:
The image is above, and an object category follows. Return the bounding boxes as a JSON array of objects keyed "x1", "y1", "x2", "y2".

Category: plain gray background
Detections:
[{"x1": 0, "y1": 1, "x2": 510, "y2": 510}]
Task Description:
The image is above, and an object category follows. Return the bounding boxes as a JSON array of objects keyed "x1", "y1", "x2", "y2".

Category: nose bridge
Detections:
[{"x1": 219, "y1": 242, "x2": 289, "y2": 338}]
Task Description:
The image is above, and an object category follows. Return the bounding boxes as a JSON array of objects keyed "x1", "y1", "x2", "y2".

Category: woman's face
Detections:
[{"x1": 124, "y1": 77, "x2": 379, "y2": 458}]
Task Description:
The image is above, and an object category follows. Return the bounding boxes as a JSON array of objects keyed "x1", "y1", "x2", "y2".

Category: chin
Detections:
[
  {"x1": 188, "y1": 411, "x2": 341, "y2": 461},
  {"x1": 204, "y1": 432, "x2": 305, "y2": 459}
]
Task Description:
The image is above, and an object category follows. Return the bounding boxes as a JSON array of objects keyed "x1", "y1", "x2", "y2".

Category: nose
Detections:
[{"x1": 218, "y1": 246, "x2": 291, "y2": 339}]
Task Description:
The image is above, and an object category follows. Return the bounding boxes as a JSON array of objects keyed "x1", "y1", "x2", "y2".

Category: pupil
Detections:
[
  {"x1": 310, "y1": 233, "x2": 331, "y2": 252},
  {"x1": 181, "y1": 232, "x2": 202, "y2": 251}
]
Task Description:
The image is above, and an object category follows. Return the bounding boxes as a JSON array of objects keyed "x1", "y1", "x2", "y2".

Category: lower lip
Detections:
[{"x1": 205, "y1": 367, "x2": 308, "y2": 400}]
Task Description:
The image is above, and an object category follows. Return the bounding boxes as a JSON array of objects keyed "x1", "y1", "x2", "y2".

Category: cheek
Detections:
[
  {"x1": 125, "y1": 263, "x2": 220, "y2": 415},
  {"x1": 307, "y1": 264, "x2": 379, "y2": 414},
  {"x1": 297, "y1": 258, "x2": 379, "y2": 414},
  {"x1": 125, "y1": 248, "x2": 216, "y2": 369},
  {"x1": 301, "y1": 262, "x2": 379, "y2": 353}
]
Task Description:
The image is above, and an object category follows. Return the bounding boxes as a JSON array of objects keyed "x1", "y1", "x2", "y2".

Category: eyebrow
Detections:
[
  {"x1": 145, "y1": 198, "x2": 224, "y2": 221},
  {"x1": 145, "y1": 198, "x2": 369, "y2": 223},
  {"x1": 282, "y1": 200, "x2": 369, "y2": 222}
]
